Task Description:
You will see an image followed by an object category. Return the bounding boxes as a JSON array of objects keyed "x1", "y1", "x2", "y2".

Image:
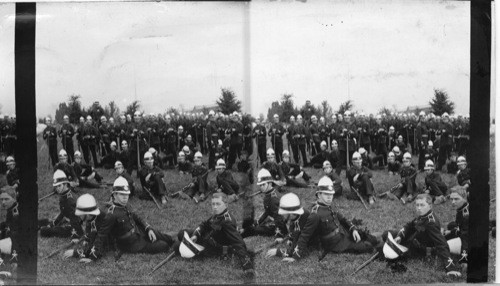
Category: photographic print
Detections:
[{"x1": 0, "y1": 0, "x2": 495, "y2": 284}]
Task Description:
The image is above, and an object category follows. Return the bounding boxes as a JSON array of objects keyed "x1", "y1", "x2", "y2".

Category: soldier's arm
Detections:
[
  {"x1": 221, "y1": 220, "x2": 247, "y2": 255},
  {"x1": 64, "y1": 201, "x2": 85, "y2": 238},
  {"x1": 336, "y1": 212, "x2": 357, "y2": 234},
  {"x1": 396, "y1": 219, "x2": 415, "y2": 242},
  {"x1": 458, "y1": 214, "x2": 469, "y2": 263},
  {"x1": 269, "y1": 199, "x2": 287, "y2": 237},
  {"x1": 426, "y1": 221, "x2": 453, "y2": 267},
  {"x1": 131, "y1": 211, "x2": 153, "y2": 233},
  {"x1": 292, "y1": 214, "x2": 319, "y2": 259}
]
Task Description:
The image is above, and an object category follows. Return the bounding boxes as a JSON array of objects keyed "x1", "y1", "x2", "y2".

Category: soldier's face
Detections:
[
  {"x1": 0, "y1": 194, "x2": 15, "y2": 209},
  {"x1": 317, "y1": 192, "x2": 333, "y2": 205},
  {"x1": 126, "y1": 115, "x2": 132, "y2": 122},
  {"x1": 115, "y1": 165, "x2": 124, "y2": 175},
  {"x1": 122, "y1": 142, "x2": 128, "y2": 150},
  {"x1": 178, "y1": 156, "x2": 186, "y2": 163},
  {"x1": 415, "y1": 199, "x2": 431, "y2": 216},
  {"x1": 398, "y1": 136, "x2": 403, "y2": 143},
  {"x1": 267, "y1": 154, "x2": 275, "y2": 163},
  {"x1": 186, "y1": 136, "x2": 192, "y2": 142},
  {"x1": 211, "y1": 197, "x2": 226, "y2": 215},
  {"x1": 259, "y1": 182, "x2": 272, "y2": 193},
  {"x1": 110, "y1": 145, "x2": 117, "y2": 151},
  {"x1": 63, "y1": 118, "x2": 69, "y2": 124},
  {"x1": 274, "y1": 117, "x2": 279, "y2": 123},
  {"x1": 388, "y1": 156, "x2": 395, "y2": 163},
  {"x1": 425, "y1": 168, "x2": 433, "y2": 176},
  {"x1": 109, "y1": 118, "x2": 115, "y2": 124},
  {"x1": 331, "y1": 117, "x2": 337, "y2": 124},
  {"x1": 331, "y1": 141, "x2": 338, "y2": 150},
  {"x1": 323, "y1": 165, "x2": 332, "y2": 174},
  {"x1": 79, "y1": 214, "x2": 94, "y2": 222},
  {"x1": 320, "y1": 144, "x2": 327, "y2": 151},
  {"x1": 282, "y1": 213, "x2": 299, "y2": 222},
  {"x1": 75, "y1": 156, "x2": 82, "y2": 164},
  {"x1": 80, "y1": 118, "x2": 84, "y2": 124},
  {"x1": 312, "y1": 118, "x2": 317, "y2": 124},
  {"x1": 59, "y1": 155, "x2": 68, "y2": 164},
  {"x1": 283, "y1": 156, "x2": 290, "y2": 163},
  {"x1": 403, "y1": 159, "x2": 411, "y2": 167},
  {"x1": 194, "y1": 158, "x2": 202, "y2": 166},
  {"x1": 458, "y1": 163, "x2": 466, "y2": 170},
  {"x1": 353, "y1": 159, "x2": 362, "y2": 168},
  {"x1": 114, "y1": 193, "x2": 129, "y2": 206},
  {"x1": 145, "y1": 158, "x2": 154, "y2": 168},
  {"x1": 55, "y1": 183, "x2": 68, "y2": 194},
  {"x1": 6, "y1": 162, "x2": 15, "y2": 170},
  {"x1": 450, "y1": 193, "x2": 466, "y2": 210}
]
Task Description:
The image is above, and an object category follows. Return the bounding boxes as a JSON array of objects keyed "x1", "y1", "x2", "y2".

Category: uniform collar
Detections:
[
  {"x1": 7, "y1": 202, "x2": 18, "y2": 212},
  {"x1": 457, "y1": 202, "x2": 469, "y2": 213},
  {"x1": 418, "y1": 209, "x2": 433, "y2": 219},
  {"x1": 214, "y1": 209, "x2": 229, "y2": 219}
]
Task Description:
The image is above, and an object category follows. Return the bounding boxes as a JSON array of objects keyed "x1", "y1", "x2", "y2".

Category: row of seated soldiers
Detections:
[{"x1": 34, "y1": 166, "x2": 468, "y2": 282}]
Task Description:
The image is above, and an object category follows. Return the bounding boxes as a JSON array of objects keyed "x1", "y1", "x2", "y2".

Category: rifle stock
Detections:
[
  {"x1": 149, "y1": 251, "x2": 176, "y2": 275},
  {"x1": 350, "y1": 186, "x2": 369, "y2": 210},
  {"x1": 350, "y1": 252, "x2": 379, "y2": 276}
]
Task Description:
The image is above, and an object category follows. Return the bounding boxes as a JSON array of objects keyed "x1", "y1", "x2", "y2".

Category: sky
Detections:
[{"x1": 0, "y1": 0, "x2": 487, "y2": 118}]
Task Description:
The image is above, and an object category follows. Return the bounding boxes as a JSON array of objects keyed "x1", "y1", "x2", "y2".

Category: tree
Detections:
[
  {"x1": 67, "y1": 94, "x2": 84, "y2": 124},
  {"x1": 319, "y1": 100, "x2": 332, "y2": 119},
  {"x1": 337, "y1": 100, "x2": 354, "y2": 115},
  {"x1": 378, "y1": 106, "x2": 392, "y2": 116},
  {"x1": 280, "y1": 94, "x2": 295, "y2": 122},
  {"x1": 166, "y1": 107, "x2": 179, "y2": 116},
  {"x1": 54, "y1": 102, "x2": 70, "y2": 124},
  {"x1": 429, "y1": 88, "x2": 455, "y2": 116},
  {"x1": 216, "y1": 88, "x2": 241, "y2": 115},
  {"x1": 125, "y1": 100, "x2": 141, "y2": 116},
  {"x1": 105, "y1": 101, "x2": 120, "y2": 119},
  {"x1": 267, "y1": 101, "x2": 282, "y2": 122}
]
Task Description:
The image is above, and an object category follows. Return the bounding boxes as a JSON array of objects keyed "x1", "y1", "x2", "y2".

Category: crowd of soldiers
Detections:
[{"x1": 0, "y1": 104, "x2": 474, "y2": 283}]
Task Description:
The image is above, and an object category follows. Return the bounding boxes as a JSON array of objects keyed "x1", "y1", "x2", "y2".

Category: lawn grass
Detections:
[{"x1": 30, "y1": 136, "x2": 496, "y2": 284}]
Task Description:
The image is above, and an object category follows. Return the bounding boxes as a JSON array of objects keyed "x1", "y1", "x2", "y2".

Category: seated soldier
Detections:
[
  {"x1": 240, "y1": 169, "x2": 287, "y2": 239},
  {"x1": 423, "y1": 160, "x2": 447, "y2": 204},
  {"x1": 119, "y1": 140, "x2": 133, "y2": 175},
  {"x1": 101, "y1": 141, "x2": 120, "y2": 169},
  {"x1": 215, "y1": 159, "x2": 240, "y2": 202},
  {"x1": 321, "y1": 161, "x2": 343, "y2": 197},
  {"x1": 444, "y1": 187, "x2": 469, "y2": 272},
  {"x1": 329, "y1": 140, "x2": 342, "y2": 176},
  {"x1": 182, "y1": 145, "x2": 194, "y2": 163},
  {"x1": 261, "y1": 148, "x2": 286, "y2": 187},
  {"x1": 446, "y1": 153, "x2": 458, "y2": 174},
  {"x1": 176, "y1": 192, "x2": 255, "y2": 281},
  {"x1": 280, "y1": 150, "x2": 311, "y2": 189},
  {"x1": 91, "y1": 177, "x2": 174, "y2": 260},
  {"x1": 62, "y1": 194, "x2": 108, "y2": 263},
  {"x1": 114, "y1": 161, "x2": 136, "y2": 197},
  {"x1": 177, "y1": 151, "x2": 193, "y2": 175},
  {"x1": 359, "y1": 147, "x2": 373, "y2": 170},
  {"x1": 396, "y1": 135, "x2": 407, "y2": 155},
  {"x1": 236, "y1": 150, "x2": 254, "y2": 185},
  {"x1": 310, "y1": 141, "x2": 330, "y2": 169},
  {"x1": 381, "y1": 193, "x2": 462, "y2": 278},
  {"x1": 424, "y1": 140, "x2": 438, "y2": 164},
  {"x1": 312, "y1": 176, "x2": 378, "y2": 260},
  {"x1": 379, "y1": 152, "x2": 417, "y2": 204},
  {"x1": 456, "y1": 156, "x2": 471, "y2": 193},
  {"x1": 347, "y1": 152, "x2": 376, "y2": 205},
  {"x1": 72, "y1": 151, "x2": 105, "y2": 189},
  {"x1": 40, "y1": 170, "x2": 84, "y2": 239},
  {"x1": 0, "y1": 188, "x2": 20, "y2": 279},
  {"x1": 392, "y1": 146, "x2": 403, "y2": 164},
  {"x1": 184, "y1": 134, "x2": 196, "y2": 154},
  {"x1": 138, "y1": 152, "x2": 168, "y2": 205},
  {"x1": 148, "y1": 147, "x2": 163, "y2": 170},
  {"x1": 387, "y1": 152, "x2": 401, "y2": 175},
  {"x1": 174, "y1": 152, "x2": 209, "y2": 203},
  {"x1": 265, "y1": 193, "x2": 316, "y2": 262},
  {"x1": 5, "y1": 156, "x2": 19, "y2": 189},
  {"x1": 53, "y1": 150, "x2": 79, "y2": 188},
  {"x1": 214, "y1": 139, "x2": 227, "y2": 165}
]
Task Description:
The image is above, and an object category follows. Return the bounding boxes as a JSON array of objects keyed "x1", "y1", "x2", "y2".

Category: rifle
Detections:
[
  {"x1": 149, "y1": 251, "x2": 176, "y2": 275},
  {"x1": 248, "y1": 190, "x2": 262, "y2": 197},
  {"x1": 350, "y1": 252, "x2": 379, "y2": 275},
  {"x1": 254, "y1": 240, "x2": 280, "y2": 254},
  {"x1": 45, "y1": 237, "x2": 84, "y2": 259},
  {"x1": 346, "y1": 134, "x2": 350, "y2": 169},
  {"x1": 170, "y1": 182, "x2": 194, "y2": 199},
  {"x1": 136, "y1": 135, "x2": 141, "y2": 169},
  {"x1": 350, "y1": 186, "x2": 369, "y2": 210},
  {"x1": 143, "y1": 186, "x2": 162, "y2": 210},
  {"x1": 194, "y1": 125, "x2": 199, "y2": 151},
  {"x1": 39, "y1": 191, "x2": 56, "y2": 202}
]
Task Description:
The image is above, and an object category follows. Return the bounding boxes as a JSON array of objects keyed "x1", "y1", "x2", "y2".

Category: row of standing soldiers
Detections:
[{"x1": 38, "y1": 110, "x2": 470, "y2": 174}]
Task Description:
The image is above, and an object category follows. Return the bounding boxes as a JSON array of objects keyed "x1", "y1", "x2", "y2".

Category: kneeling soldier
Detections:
[
  {"x1": 40, "y1": 170, "x2": 84, "y2": 239},
  {"x1": 98, "y1": 177, "x2": 174, "y2": 258},
  {"x1": 240, "y1": 169, "x2": 287, "y2": 239},
  {"x1": 347, "y1": 152, "x2": 376, "y2": 204},
  {"x1": 381, "y1": 193, "x2": 462, "y2": 277},
  {"x1": 280, "y1": 150, "x2": 311, "y2": 189},
  {"x1": 139, "y1": 152, "x2": 168, "y2": 205},
  {"x1": 176, "y1": 192, "x2": 255, "y2": 280},
  {"x1": 215, "y1": 159, "x2": 240, "y2": 202},
  {"x1": 313, "y1": 176, "x2": 377, "y2": 260},
  {"x1": 62, "y1": 194, "x2": 107, "y2": 263}
]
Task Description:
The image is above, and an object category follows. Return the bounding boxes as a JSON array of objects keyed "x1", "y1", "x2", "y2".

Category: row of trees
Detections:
[{"x1": 49, "y1": 88, "x2": 455, "y2": 124}]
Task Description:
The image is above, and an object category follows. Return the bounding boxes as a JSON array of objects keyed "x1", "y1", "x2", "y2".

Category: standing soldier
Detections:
[
  {"x1": 59, "y1": 115, "x2": 75, "y2": 164},
  {"x1": 415, "y1": 111, "x2": 429, "y2": 171},
  {"x1": 99, "y1": 116, "x2": 111, "y2": 156},
  {"x1": 293, "y1": 115, "x2": 308, "y2": 167},
  {"x1": 242, "y1": 116, "x2": 253, "y2": 157},
  {"x1": 43, "y1": 117, "x2": 58, "y2": 167},
  {"x1": 287, "y1": 116, "x2": 299, "y2": 164},
  {"x1": 117, "y1": 115, "x2": 129, "y2": 152},
  {"x1": 227, "y1": 112, "x2": 244, "y2": 169},
  {"x1": 318, "y1": 117, "x2": 330, "y2": 151},
  {"x1": 130, "y1": 111, "x2": 148, "y2": 172},
  {"x1": 2, "y1": 115, "x2": 16, "y2": 157},
  {"x1": 206, "y1": 111, "x2": 219, "y2": 170},
  {"x1": 373, "y1": 116, "x2": 389, "y2": 168},
  {"x1": 437, "y1": 113, "x2": 453, "y2": 171},
  {"x1": 329, "y1": 114, "x2": 339, "y2": 151},
  {"x1": 89, "y1": 101, "x2": 104, "y2": 126},
  {"x1": 75, "y1": 116, "x2": 85, "y2": 153},
  {"x1": 147, "y1": 115, "x2": 161, "y2": 152},
  {"x1": 108, "y1": 117, "x2": 118, "y2": 152},
  {"x1": 161, "y1": 115, "x2": 178, "y2": 169},
  {"x1": 308, "y1": 115, "x2": 321, "y2": 157},
  {"x1": 82, "y1": 116, "x2": 100, "y2": 167},
  {"x1": 268, "y1": 114, "x2": 285, "y2": 163},
  {"x1": 252, "y1": 118, "x2": 267, "y2": 165},
  {"x1": 356, "y1": 114, "x2": 371, "y2": 152},
  {"x1": 339, "y1": 111, "x2": 356, "y2": 170}
]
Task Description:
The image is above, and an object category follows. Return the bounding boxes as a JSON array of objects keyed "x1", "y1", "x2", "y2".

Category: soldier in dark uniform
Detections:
[
  {"x1": 329, "y1": 114, "x2": 340, "y2": 152},
  {"x1": 177, "y1": 151, "x2": 193, "y2": 174},
  {"x1": 373, "y1": 116, "x2": 389, "y2": 167},
  {"x1": 387, "y1": 152, "x2": 401, "y2": 175},
  {"x1": 280, "y1": 150, "x2": 311, "y2": 188},
  {"x1": 147, "y1": 115, "x2": 161, "y2": 153},
  {"x1": 176, "y1": 192, "x2": 255, "y2": 280},
  {"x1": 356, "y1": 115, "x2": 371, "y2": 153},
  {"x1": 5, "y1": 156, "x2": 19, "y2": 189},
  {"x1": 40, "y1": 170, "x2": 85, "y2": 239},
  {"x1": 116, "y1": 115, "x2": 129, "y2": 152},
  {"x1": 380, "y1": 152, "x2": 417, "y2": 204},
  {"x1": 82, "y1": 116, "x2": 100, "y2": 167},
  {"x1": 252, "y1": 118, "x2": 267, "y2": 165},
  {"x1": 242, "y1": 116, "x2": 253, "y2": 157},
  {"x1": 75, "y1": 116, "x2": 85, "y2": 153},
  {"x1": 43, "y1": 117, "x2": 58, "y2": 167},
  {"x1": 240, "y1": 169, "x2": 288, "y2": 238},
  {"x1": 101, "y1": 141, "x2": 120, "y2": 169},
  {"x1": 119, "y1": 140, "x2": 133, "y2": 175},
  {"x1": 321, "y1": 160, "x2": 343, "y2": 197},
  {"x1": 227, "y1": 113, "x2": 244, "y2": 169},
  {"x1": 415, "y1": 112, "x2": 429, "y2": 170},
  {"x1": 444, "y1": 187, "x2": 469, "y2": 271},
  {"x1": 294, "y1": 115, "x2": 308, "y2": 167},
  {"x1": 382, "y1": 193, "x2": 462, "y2": 277},
  {"x1": 329, "y1": 140, "x2": 342, "y2": 175},
  {"x1": 338, "y1": 111, "x2": 356, "y2": 170},
  {"x1": 53, "y1": 150, "x2": 79, "y2": 188},
  {"x1": 174, "y1": 152, "x2": 209, "y2": 203},
  {"x1": 0, "y1": 187, "x2": 21, "y2": 275},
  {"x1": 59, "y1": 115, "x2": 75, "y2": 164},
  {"x1": 62, "y1": 194, "x2": 108, "y2": 263},
  {"x1": 347, "y1": 152, "x2": 376, "y2": 205},
  {"x1": 98, "y1": 116, "x2": 111, "y2": 157},
  {"x1": 138, "y1": 152, "x2": 168, "y2": 205},
  {"x1": 72, "y1": 151, "x2": 104, "y2": 189},
  {"x1": 437, "y1": 113, "x2": 453, "y2": 171},
  {"x1": 161, "y1": 115, "x2": 178, "y2": 169},
  {"x1": 456, "y1": 115, "x2": 469, "y2": 156},
  {"x1": 308, "y1": 115, "x2": 321, "y2": 157},
  {"x1": 1, "y1": 116, "x2": 16, "y2": 157},
  {"x1": 215, "y1": 159, "x2": 240, "y2": 202},
  {"x1": 93, "y1": 177, "x2": 174, "y2": 259},
  {"x1": 114, "y1": 161, "x2": 136, "y2": 197},
  {"x1": 310, "y1": 141, "x2": 330, "y2": 169},
  {"x1": 318, "y1": 116, "x2": 330, "y2": 151},
  {"x1": 261, "y1": 149, "x2": 286, "y2": 188},
  {"x1": 423, "y1": 160, "x2": 447, "y2": 204},
  {"x1": 287, "y1": 116, "x2": 299, "y2": 164},
  {"x1": 89, "y1": 101, "x2": 104, "y2": 126},
  {"x1": 456, "y1": 156, "x2": 471, "y2": 191},
  {"x1": 206, "y1": 111, "x2": 219, "y2": 170},
  {"x1": 108, "y1": 117, "x2": 118, "y2": 151},
  {"x1": 130, "y1": 111, "x2": 148, "y2": 171}
]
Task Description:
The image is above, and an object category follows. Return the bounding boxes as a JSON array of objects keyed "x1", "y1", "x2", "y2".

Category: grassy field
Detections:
[{"x1": 29, "y1": 137, "x2": 496, "y2": 284}]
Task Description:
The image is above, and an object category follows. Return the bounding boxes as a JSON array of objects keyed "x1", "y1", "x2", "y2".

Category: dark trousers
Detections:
[
  {"x1": 141, "y1": 174, "x2": 167, "y2": 199},
  {"x1": 241, "y1": 222, "x2": 276, "y2": 238},
  {"x1": 257, "y1": 143, "x2": 267, "y2": 164},
  {"x1": 40, "y1": 224, "x2": 74, "y2": 238},
  {"x1": 271, "y1": 141, "x2": 283, "y2": 163},
  {"x1": 298, "y1": 144, "x2": 308, "y2": 166},
  {"x1": 228, "y1": 144, "x2": 242, "y2": 169},
  {"x1": 62, "y1": 139, "x2": 75, "y2": 164},
  {"x1": 164, "y1": 143, "x2": 177, "y2": 168},
  {"x1": 290, "y1": 144, "x2": 299, "y2": 164},
  {"x1": 117, "y1": 230, "x2": 173, "y2": 254},
  {"x1": 437, "y1": 144, "x2": 451, "y2": 171},
  {"x1": 83, "y1": 144, "x2": 99, "y2": 167},
  {"x1": 352, "y1": 174, "x2": 374, "y2": 199},
  {"x1": 48, "y1": 142, "x2": 58, "y2": 167}
]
